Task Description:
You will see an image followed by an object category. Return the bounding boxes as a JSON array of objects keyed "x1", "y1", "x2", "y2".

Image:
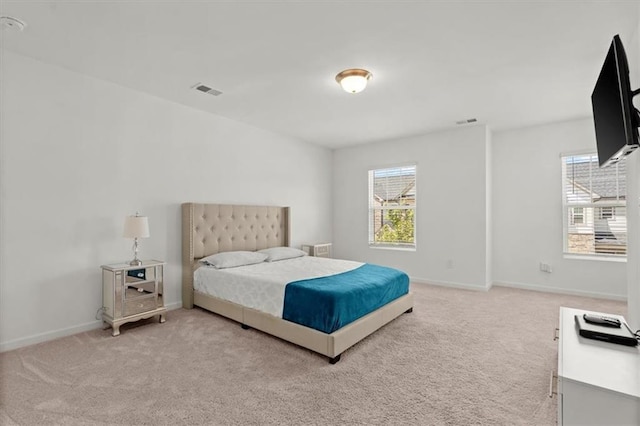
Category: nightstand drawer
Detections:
[
  {"x1": 124, "y1": 294, "x2": 158, "y2": 316},
  {"x1": 125, "y1": 279, "x2": 156, "y2": 296}
]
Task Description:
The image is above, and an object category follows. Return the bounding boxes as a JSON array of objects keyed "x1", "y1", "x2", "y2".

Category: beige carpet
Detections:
[{"x1": 0, "y1": 283, "x2": 627, "y2": 425}]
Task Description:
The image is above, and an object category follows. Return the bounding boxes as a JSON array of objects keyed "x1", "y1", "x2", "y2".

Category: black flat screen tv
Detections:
[{"x1": 591, "y1": 34, "x2": 640, "y2": 168}]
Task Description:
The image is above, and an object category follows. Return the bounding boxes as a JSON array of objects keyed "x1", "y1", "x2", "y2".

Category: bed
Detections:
[{"x1": 182, "y1": 203, "x2": 414, "y2": 363}]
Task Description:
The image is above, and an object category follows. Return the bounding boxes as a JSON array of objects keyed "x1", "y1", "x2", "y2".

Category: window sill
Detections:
[
  {"x1": 369, "y1": 245, "x2": 416, "y2": 252},
  {"x1": 563, "y1": 253, "x2": 627, "y2": 263}
]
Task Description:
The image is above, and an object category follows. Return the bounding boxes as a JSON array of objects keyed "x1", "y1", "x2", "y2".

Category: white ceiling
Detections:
[{"x1": 1, "y1": 1, "x2": 638, "y2": 149}]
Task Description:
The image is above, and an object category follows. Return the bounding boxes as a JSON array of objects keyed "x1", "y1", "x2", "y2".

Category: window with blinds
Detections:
[
  {"x1": 562, "y1": 153, "x2": 626, "y2": 257},
  {"x1": 368, "y1": 165, "x2": 416, "y2": 248}
]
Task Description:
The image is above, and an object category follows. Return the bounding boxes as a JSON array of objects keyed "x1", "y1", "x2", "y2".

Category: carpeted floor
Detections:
[{"x1": 0, "y1": 283, "x2": 627, "y2": 425}]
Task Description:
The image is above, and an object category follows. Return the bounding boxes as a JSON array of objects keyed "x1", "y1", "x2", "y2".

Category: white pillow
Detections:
[
  {"x1": 258, "y1": 247, "x2": 307, "y2": 262},
  {"x1": 200, "y1": 251, "x2": 268, "y2": 269}
]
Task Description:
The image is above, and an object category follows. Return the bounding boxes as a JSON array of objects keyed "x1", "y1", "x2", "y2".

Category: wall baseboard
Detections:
[
  {"x1": 410, "y1": 277, "x2": 491, "y2": 292},
  {"x1": 1, "y1": 319, "x2": 104, "y2": 353},
  {"x1": 0, "y1": 301, "x2": 183, "y2": 353},
  {"x1": 410, "y1": 277, "x2": 626, "y2": 302},
  {"x1": 492, "y1": 281, "x2": 627, "y2": 301}
]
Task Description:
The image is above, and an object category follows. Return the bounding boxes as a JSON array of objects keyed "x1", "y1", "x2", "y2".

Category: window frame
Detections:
[
  {"x1": 561, "y1": 152, "x2": 626, "y2": 260},
  {"x1": 368, "y1": 164, "x2": 417, "y2": 250},
  {"x1": 570, "y1": 207, "x2": 585, "y2": 225},
  {"x1": 598, "y1": 206, "x2": 615, "y2": 220}
]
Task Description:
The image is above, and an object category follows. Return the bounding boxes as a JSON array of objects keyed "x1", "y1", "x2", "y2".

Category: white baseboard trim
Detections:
[
  {"x1": 492, "y1": 281, "x2": 627, "y2": 301},
  {"x1": 0, "y1": 320, "x2": 104, "y2": 353},
  {"x1": 409, "y1": 277, "x2": 626, "y2": 301},
  {"x1": 0, "y1": 301, "x2": 183, "y2": 353},
  {"x1": 410, "y1": 277, "x2": 491, "y2": 292}
]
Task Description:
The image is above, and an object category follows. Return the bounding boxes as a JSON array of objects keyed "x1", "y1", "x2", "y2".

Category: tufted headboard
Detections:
[{"x1": 181, "y1": 203, "x2": 290, "y2": 308}]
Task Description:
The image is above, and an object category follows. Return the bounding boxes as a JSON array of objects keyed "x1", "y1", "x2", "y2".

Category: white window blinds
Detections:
[
  {"x1": 562, "y1": 153, "x2": 626, "y2": 257},
  {"x1": 368, "y1": 165, "x2": 416, "y2": 248}
]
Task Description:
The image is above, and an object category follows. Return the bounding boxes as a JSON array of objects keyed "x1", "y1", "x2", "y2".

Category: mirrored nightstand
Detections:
[
  {"x1": 301, "y1": 243, "x2": 332, "y2": 258},
  {"x1": 101, "y1": 260, "x2": 166, "y2": 336}
]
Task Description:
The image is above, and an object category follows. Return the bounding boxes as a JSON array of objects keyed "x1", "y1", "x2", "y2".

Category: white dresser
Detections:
[{"x1": 557, "y1": 307, "x2": 640, "y2": 425}]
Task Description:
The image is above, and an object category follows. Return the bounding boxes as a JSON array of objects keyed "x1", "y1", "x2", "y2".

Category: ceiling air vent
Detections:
[
  {"x1": 455, "y1": 118, "x2": 478, "y2": 125},
  {"x1": 191, "y1": 83, "x2": 222, "y2": 97}
]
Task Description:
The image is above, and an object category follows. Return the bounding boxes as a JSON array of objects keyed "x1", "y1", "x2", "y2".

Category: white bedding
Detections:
[{"x1": 194, "y1": 256, "x2": 363, "y2": 318}]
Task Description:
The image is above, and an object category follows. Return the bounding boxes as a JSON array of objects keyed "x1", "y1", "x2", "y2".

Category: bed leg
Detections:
[
  {"x1": 241, "y1": 324, "x2": 251, "y2": 330},
  {"x1": 329, "y1": 354, "x2": 341, "y2": 364},
  {"x1": 405, "y1": 307, "x2": 413, "y2": 314}
]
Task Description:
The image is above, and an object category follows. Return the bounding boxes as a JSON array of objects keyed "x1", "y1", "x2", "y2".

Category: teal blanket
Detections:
[{"x1": 282, "y1": 263, "x2": 410, "y2": 334}]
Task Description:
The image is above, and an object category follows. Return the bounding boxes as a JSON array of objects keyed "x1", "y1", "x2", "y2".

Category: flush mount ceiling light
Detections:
[
  {"x1": 335, "y1": 68, "x2": 372, "y2": 94},
  {"x1": 0, "y1": 16, "x2": 26, "y2": 32}
]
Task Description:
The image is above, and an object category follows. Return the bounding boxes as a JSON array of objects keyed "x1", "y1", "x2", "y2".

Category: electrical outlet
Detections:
[
  {"x1": 446, "y1": 259, "x2": 454, "y2": 269},
  {"x1": 539, "y1": 262, "x2": 552, "y2": 273}
]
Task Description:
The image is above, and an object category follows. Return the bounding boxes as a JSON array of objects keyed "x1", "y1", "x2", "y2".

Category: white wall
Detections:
[
  {"x1": 485, "y1": 126, "x2": 493, "y2": 286},
  {"x1": 332, "y1": 125, "x2": 491, "y2": 289},
  {"x1": 493, "y1": 118, "x2": 626, "y2": 299},
  {"x1": 626, "y1": 12, "x2": 640, "y2": 329},
  {"x1": 0, "y1": 50, "x2": 333, "y2": 351}
]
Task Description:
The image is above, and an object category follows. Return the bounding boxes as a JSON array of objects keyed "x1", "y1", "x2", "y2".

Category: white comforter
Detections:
[{"x1": 194, "y1": 256, "x2": 363, "y2": 318}]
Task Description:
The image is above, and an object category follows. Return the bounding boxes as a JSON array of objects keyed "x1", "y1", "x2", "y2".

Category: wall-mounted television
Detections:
[{"x1": 591, "y1": 34, "x2": 640, "y2": 168}]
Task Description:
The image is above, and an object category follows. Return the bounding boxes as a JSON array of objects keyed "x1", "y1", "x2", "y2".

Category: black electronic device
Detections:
[
  {"x1": 575, "y1": 314, "x2": 638, "y2": 347},
  {"x1": 591, "y1": 34, "x2": 640, "y2": 168},
  {"x1": 127, "y1": 269, "x2": 145, "y2": 280}
]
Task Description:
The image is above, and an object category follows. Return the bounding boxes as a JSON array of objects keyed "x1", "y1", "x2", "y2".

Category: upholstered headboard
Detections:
[{"x1": 181, "y1": 203, "x2": 290, "y2": 308}]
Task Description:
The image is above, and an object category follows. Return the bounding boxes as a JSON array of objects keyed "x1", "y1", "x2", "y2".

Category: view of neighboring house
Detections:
[
  {"x1": 564, "y1": 155, "x2": 627, "y2": 255},
  {"x1": 369, "y1": 166, "x2": 416, "y2": 246}
]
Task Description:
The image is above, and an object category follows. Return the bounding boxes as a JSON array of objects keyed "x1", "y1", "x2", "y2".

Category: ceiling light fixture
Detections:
[
  {"x1": 335, "y1": 68, "x2": 372, "y2": 94},
  {"x1": 0, "y1": 16, "x2": 26, "y2": 32}
]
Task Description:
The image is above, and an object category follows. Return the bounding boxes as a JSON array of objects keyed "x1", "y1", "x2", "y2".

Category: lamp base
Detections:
[{"x1": 129, "y1": 259, "x2": 142, "y2": 266}]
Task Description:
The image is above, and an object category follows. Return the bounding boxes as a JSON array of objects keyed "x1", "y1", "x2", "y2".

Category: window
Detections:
[
  {"x1": 368, "y1": 165, "x2": 416, "y2": 248},
  {"x1": 598, "y1": 206, "x2": 614, "y2": 220},
  {"x1": 562, "y1": 154, "x2": 626, "y2": 257},
  {"x1": 570, "y1": 207, "x2": 584, "y2": 225}
]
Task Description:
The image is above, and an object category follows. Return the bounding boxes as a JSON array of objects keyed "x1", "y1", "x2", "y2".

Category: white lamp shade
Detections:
[
  {"x1": 123, "y1": 216, "x2": 150, "y2": 238},
  {"x1": 339, "y1": 75, "x2": 369, "y2": 93}
]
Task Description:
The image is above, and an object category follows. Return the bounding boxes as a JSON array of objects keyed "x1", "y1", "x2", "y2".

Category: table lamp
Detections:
[{"x1": 123, "y1": 213, "x2": 149, "y2": 266}]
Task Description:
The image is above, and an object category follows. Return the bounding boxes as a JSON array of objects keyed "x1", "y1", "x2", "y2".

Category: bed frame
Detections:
[{"x1": 182, "y1": 202, "x2": 414, "y2": 363}]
